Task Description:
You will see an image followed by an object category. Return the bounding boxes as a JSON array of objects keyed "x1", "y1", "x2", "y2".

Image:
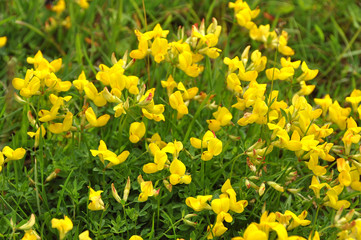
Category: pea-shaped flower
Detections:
[
  {"x1": 129, "y1": 121, "x2": 146, "y2": 143},
  {"x1": 88, "y1": 187, "x2": 105, "y2": 211},
  {"x1": 51, "y1": 216, "x2": 73, "y2": 240},
  {"x1": 2, "y1": 146, "x2": 26, "y2": 162}
]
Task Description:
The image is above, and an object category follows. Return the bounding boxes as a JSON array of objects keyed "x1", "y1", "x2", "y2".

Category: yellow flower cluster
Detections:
[
  {"x1": 229, "y1": 0, "x2": 294, "y2": 55},
  {"x1": 130, "y1": 19, "x2": 222, "y2": 78}
]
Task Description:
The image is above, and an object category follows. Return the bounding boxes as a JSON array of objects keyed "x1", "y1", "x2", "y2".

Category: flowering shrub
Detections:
[{"x1": 1, "y1": 0, "x2": 361, "y2": 239}]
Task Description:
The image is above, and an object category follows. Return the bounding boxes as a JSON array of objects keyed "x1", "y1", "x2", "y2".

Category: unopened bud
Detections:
[
  {"x1": 184, "y1": 213, "x2": 197, "y2": 219},
  {"x1": 241, "y1": 45, "x2": 251, "y2": 65},
  {"x1": 137, "y1": 175, "x2": 144, "y2": 185},
  {"x1": 103, "y1": 87, "x2": 121, "y2": 103},
  {"x1": 153, "y1": 188, "x2": 160, "y2": 197},
  {"x1": 123, "y1": 176, "x2": 131, "y2": 202},
  {"x1": 247, "y1": 139, "x2": 265, "y2": 152},
  {"x1": 27, "y1": 111, "x2": 36, "y2": 126},
  {"x1": 345, "y1": 209, "x2": 355, "y2": 222},
  {"x1": 163, "y1": 179, "x2": 172, "y2": 192},
  {"x1": 183, "y1": 218, "x2": 197, "y2": 227},
  {"x1": 287, "y1": 188, "x2": 302, "y2": 194},
  {"x1": 14, "y1": 93, "x2": 26, "y2": 104},
  {"x1": 245, "y1": 179, "x2": 251, "y2": 189},
  {"x1": 267, "y1": 181, "x2": 284, "y2": 192},
  {"x1": 334, "y1": 206, "x2": 344, "y2": 223},
  {"x1": 18, "y1": 214, "x2": 36, "y2": 230},
  {"x1": 258, "y1": 183, "x2": 266, "y2": 196},
  {"x1": 138, "y1": 92, "x2": 153, "y2": 107},
  {"x1": 45, "y1": 169, "x2": 61, "y2": 182},
  {"x1": 136, "y1": 84, "x2": 146, "y2": 102},
  {"x1": 246, "y1": 179, "x2": 259, "y2": 190},
  {"x1": 228, "y1": 135, "x2": 241, "y2": 141},
  {"x1": 177, "y1": 26, "x2": 184, "y2": 40},
  {"x1": 111, "y1": 183, "x2": 122, "y2": 203},
  {"x1": 111, "y1": 52, "x2": 118, "y2": 65}
]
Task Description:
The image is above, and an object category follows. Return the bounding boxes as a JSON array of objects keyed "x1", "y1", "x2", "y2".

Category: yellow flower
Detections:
[
  {"x1": 283, "y1": 210, "x2": 311, "y2": 230},
  {"x1": 211, "y1": 196, "x2": 230, "y2": 215},
  {"x1": 85, "y1": 107, "x2": 110, "y2": 127},
  {"x1": 2, "y1": 146, "x2": 26, "y2": 162},
  {"x1": 190, "y1": 130, "x2": 215, "y2": 149},
  {"x1": 129, "y1": 235, "x2": 143, "y2": 240},
  {"x1": 324, "y1": 185, "x2": 350, "y2": 210},
  {"x1": 138, "y1": 179, "x2": 157, "y2": 202},
  {"x1": 305, "y1": 154, "x2": 327, "y2": 176},
  {"x1": 76, "y1": 0, "x2": 89, "y2": 9},
  {"x1": 51, "y1": 0, "x2": 66, "y2": 14},
  {"x1": 297, "y1": 61, "x2": 319, "y2": 82},
  {"x1": 309, "y1": 176, "x2": 330, "y2": 199},
  {"x1": 130, "y1": 38, "x2": 149, "y2": 60},
  {"x1": 169, "y1": 159, "x2": 191, "y2": 185},
  {"x1": 185, "y1": 195, "x2": 212, "y2": 211},
  {"x1": 221, "y1": 179, "x2": 248, "y2": 213},
  {"x1": 79, "y1": 230, "x2": 92, "y2": 240},
  {"x1": 237, "y1": 99, "x2": 269, "y2": 126},
  {"x1": 12, "y1": 70, "x2": 41, "y2": 98},
  {"x1": 142, "y1": 143, "x2": 168, "y2": 174},
  {"x1": 169, "y1": 91, "x2": 188, "y2": 118},
  {"x1": 265, "y1": 67, "x2": 294, "y2": 81},
  {"x1": 27, "y1": 125, "x2": 46, "y2": 147},
  {"x1": 162, "y1": 140, "x2": 183, "y2": 158},
  {"x1": 48, "y1": 111, "x2": 73, "y2": 134},
  {"x1": 328, "y1": 101, "x2": 351, "y2": 130},
  {"x1": 84, "y1": 83, "x2": 107, "y2": 107},
  {"x1": 51, "y1": 215, "x2": 73, "y2": 240},
  {"x1": 0, "y1": 153, "x2": 4, "y2": 172},
  {"x1": 177, "y1": 82, "x2": 198, "y2": 101},
  {"x1": 90, "y1": 140, "x2": 129, "y2": 167},
  {"x1": 297, "y1": 81, "x2": 315, "y2": 96},
  {"x1": 206, "y1": 221, "x2": 228, "y2": 239},
  {"x1": 0, "y1": 36, "x2": 7, "y2": 48},
  {"x1": 280, "y1": 57, "x2": 301, "y2": 69},
  {"x1": 207, "y1": 106, "x2": 232, "y2": 132},
  {"x1": 161, "y1": 75, "x2": 177, "y2": 96},
  {"x1": 337, "y1": 158, "x2": 351, "y2": 187},
  {"x1": 151, "y1": 37, "x2": 168, "y2": 63},
  {"x1": 224, "y1": 56, "x2": 243, "y2": 74},
  {"x1": 73, "y1": 71, "x2": 89, "y2": 92},
  {"x1": 129, "y1": 121, "x2": 146, "y2": 143},
  {"x1": 178, "y1": 51, "x2": 204, "y2": 77},
  {"x1": 21, "y1": 230, "x2": 40, "y2": 240},
  {"x1": 201, "y1": 138, "x2": 222, "y2": 161},
  {"x1": 88, "y1": 187, "x2": 105, "y2": 211},
  {"x1": 226, "y1": 73, "x2": 243, "y2": 94}
]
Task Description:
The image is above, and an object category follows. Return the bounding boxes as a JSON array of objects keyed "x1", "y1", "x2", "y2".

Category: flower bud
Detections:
[
  {"x1": 258, "y1": 183, "x2": 266, "y2": 196},
  {"x1": 27, "y1": 111, "x2": 36, "y2": 126},
  {"x1": 103, "y1": 87, "x2": 121, "y2": 103},
  {"x1": 183, "y1": 218, "x2": 197, "y2": 227},
  {"x1": 14, "y1": 93, "x2": 26, "y2": 104},
  {"x1": 163, "y1": 179, "x2": 172, "y2": 192},
  {"x1": 18, "y1": 214, "x2": 36, "y2": 230},
  {"x1": 45, "y1": 169, "x2": 61, "y2": 182},
  {"x1": 111, "y1": 52, "x2": 118, "y2": 65},
  {"x1": 137, "y1": 175, "x2": 144, "y2": 185},
  {"x1": 111, "y1": 183, "x2": 122, "y2": 203},
  {"x1": 123, "y1": 176, "x2": 131, "y2": 202},
  {"x1": 287, "y1": 188, "x2": 302, "y2": 194},
  {"x1": 267, "y1": 181, "x2": 284, "y2": 192}
]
